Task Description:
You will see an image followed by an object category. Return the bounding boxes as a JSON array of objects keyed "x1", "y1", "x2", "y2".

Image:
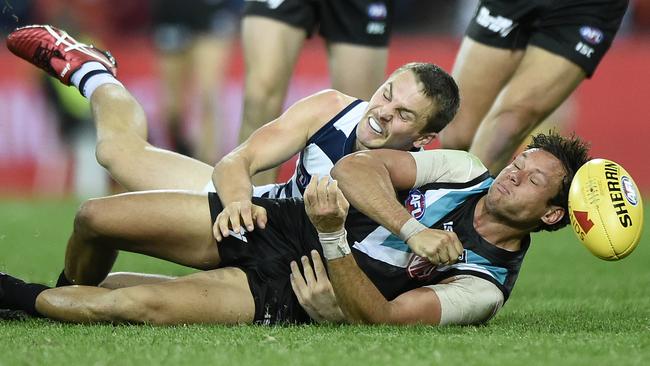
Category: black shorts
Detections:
[
  {"x1": 208, "y1": 193, "x2": 322, "y2": 324},
  {"x1": 152, "y1": 0, "x2": 241, "y2": 51},
  {"x1": 244, "y1": 0, "x2": 392, "y2": 47},
  {"x1": 465, "y1": 0, "x2": 628, "y2": 77}
]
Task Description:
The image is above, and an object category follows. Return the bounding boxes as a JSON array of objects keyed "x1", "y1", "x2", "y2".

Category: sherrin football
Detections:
[{"x1": 568, "y1": 159, "x2": 643, "y2": 260}]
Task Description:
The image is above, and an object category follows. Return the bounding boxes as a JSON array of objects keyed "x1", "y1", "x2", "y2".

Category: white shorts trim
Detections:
[{"x1": 425, "y1": 275, "x2": 504, "y2": 326}]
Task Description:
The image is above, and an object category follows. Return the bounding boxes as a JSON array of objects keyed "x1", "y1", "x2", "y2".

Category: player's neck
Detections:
[{"x1": 473, "y1": 197, "x2": 525, "y2": 252}]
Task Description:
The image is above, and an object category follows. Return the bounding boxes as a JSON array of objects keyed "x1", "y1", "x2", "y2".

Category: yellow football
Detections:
[{"x1": 568, "y1": 159, "x2": 644, "y2": 260}]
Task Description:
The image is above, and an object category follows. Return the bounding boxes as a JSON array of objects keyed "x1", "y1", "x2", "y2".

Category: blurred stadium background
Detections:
[
  {"x1": 1, "y1": 2, "x2": 648, "y2": 365},
  {"x1": 0, "y1": 0, "x2": 648, "y2": 197}
]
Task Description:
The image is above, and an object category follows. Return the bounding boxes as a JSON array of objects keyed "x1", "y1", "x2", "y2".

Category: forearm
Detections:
[
  {"x1": 212, "y1": 153, "x2": 255, "y2": 204},
  {"x1": 327, "y1": 256, "x2": 394, "y2": 324}
]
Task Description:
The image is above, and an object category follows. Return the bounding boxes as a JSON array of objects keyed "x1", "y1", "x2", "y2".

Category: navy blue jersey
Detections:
[{"x1": 254, "y1": 99, "x2": 367, "y2": 198}]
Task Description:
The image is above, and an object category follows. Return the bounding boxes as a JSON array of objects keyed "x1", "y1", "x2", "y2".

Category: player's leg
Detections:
[
  {"x1": 99, "y1": 272, "x2": 176, "y2": 289},
  {"x1": 64, "y1": 190, "x2": 219, "y2": 286},
  {"x1": 240, "y1": 16, "x2": 306, "y2": 184},
  {"x1": 91, "y1": 84, "x2": 215, "y2": 191},
  {"x1": 439, "y1": 37, "x2": 525, "y2": 151},
  {"x1": 327, "y1": 43, "x2": 387, "y2": 100},
  {"x1": 6, "y1": 25, "x2": 215, "y2": 192},
  {"x1": 158, "y1": 46, "x2": 192, "y2": 156},
  {"x1": 321, "y1": 0, "x2": 391, "y2": 100},
  {"x1": 36, "y1": 268, "x2": 255, "y2": 324},
  {"x1": 468, "y1": 45, "x2": 585, "y2": 173},
  {"x1": 189, "y1": 33, "x2": 233, "y2": 165}
]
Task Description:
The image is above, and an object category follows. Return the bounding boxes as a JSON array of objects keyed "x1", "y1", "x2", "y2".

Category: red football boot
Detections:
[{"x1": 6, "y1": 24, "x2": 117, "y2": 85}]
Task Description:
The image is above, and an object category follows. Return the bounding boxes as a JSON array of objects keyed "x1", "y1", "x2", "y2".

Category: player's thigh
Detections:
[
  {"x1": 241, "y1": 16, "x2": 306, "y2": 93},
  {"x1": 468, "y1": 46, "x2": 585, "y2": 169},
  {"x1": 95, "y1": 268, "x2": 254, "y2": 324},
  {"x1": 440, "y1": 37, "x2": 524, "y2": 149},
  {"x1": 327, "y1": 43, "x2": 387, "y2": 100},
  {"x1": 78, "y1": 190, "x2": 219, "y2": 268},
  {"x1": 491, "y1": 45, "x2": 585, "y2": 118}
]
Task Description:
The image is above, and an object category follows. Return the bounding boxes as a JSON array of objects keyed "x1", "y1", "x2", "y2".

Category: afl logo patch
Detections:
[
  {"x1": 621, "y1": 176, "x2": 639, "y2": 206},
  {"x1": 367, "y1": 3, "x2": 387, "y2": 20},
  {"x1": 405, "y1": 189, "x2": 425, "y2": 220},
  {"x1": 579, "y1": 26, "x2": 603, "y2": 45}
]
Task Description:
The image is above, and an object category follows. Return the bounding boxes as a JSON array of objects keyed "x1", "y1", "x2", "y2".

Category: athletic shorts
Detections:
[
  {"x1": 465, "y1": 0, "x2": 628, "y2": 77},
  {"x1": 244, "y1": 0, "x2": 392, "y2": 47},
  {"x1": 153, "y1": 0, "x2": 242, "y2": 52},
  {"x1": 208, "y1": 192, "x2": 321, "y2": 324}
]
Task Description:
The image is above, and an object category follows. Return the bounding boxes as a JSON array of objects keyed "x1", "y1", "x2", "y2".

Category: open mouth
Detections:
[{"x1": 368, "y1": 116, "x2": 383, "y2": 135}]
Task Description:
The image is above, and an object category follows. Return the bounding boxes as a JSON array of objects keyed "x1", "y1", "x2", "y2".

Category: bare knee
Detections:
[
  {"x1": 95, "y1": 134, "x2": 149, "y2": 171},
  {"x1": 73, "y1": 199, "x2": 106, "y2": 241}
]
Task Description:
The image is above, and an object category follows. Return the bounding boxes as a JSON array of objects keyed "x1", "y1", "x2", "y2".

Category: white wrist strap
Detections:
[
  {"x1": 318, "y1": 229, "x2": 351, "y2": 260},
  {"x1": 399, "y1": 217, "x2": 427, "y2": 242}
]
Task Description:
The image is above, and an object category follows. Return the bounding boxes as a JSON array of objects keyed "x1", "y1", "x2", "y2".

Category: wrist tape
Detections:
[
  {"x1": 318, "y1": 229, "x2": 350, "y2": 260},
  {"x1": 399, "y1": 217, "x2": 427, "y2": 242}
]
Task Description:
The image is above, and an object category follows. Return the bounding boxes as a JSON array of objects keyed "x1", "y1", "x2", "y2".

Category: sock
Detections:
[
  {"x1": 0, "y1": 275, "x2": 49, "y2": 317},
  {"x1": 56, "y1": 270, "x2": 72, "y2": 287},
  {"x1": 70, "y1": 61, "x2": 123, "y2": 99}
]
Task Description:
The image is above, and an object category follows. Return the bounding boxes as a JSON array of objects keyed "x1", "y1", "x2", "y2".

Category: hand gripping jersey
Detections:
[
  {"x1": 346, "y1": 150, "x2": 530, "y2": 301},
  {"x1": 253, "y1": 99, "x2": 367, "y2": 198}
]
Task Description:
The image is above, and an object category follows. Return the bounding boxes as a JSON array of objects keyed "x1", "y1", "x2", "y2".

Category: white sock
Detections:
[{"x1": 70, "y1": 61, "x2": 123, "y2": 99}]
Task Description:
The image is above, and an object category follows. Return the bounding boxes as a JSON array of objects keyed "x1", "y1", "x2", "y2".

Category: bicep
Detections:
[
  {"x1": 411, "y1": 150, "x2": 488, "y2": 187},
  {"x1": 239, "y1": 91, "x2": 351, "y2": 174}
]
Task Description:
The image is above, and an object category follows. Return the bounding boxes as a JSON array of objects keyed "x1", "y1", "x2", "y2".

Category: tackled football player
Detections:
[{"x1": 0, "y1": 131, "x2": 590, "y2": 325}]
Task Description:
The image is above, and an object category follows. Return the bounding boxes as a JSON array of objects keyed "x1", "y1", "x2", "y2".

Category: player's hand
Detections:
[
  {"x1": 213, "y1": 201, "x2": 267, "y2": 241},
  {"x1": 290, "y1": 250, "x2": 345, "y2": 323},
  {"x1": 304, "y1": 175, "x2": 349, "y2": 233},
  {"x1": 406, "y1": 228, "x2": 464, "y2": 266}
]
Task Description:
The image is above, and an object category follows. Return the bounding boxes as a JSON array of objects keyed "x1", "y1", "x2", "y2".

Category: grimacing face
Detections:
[
  {"x1": 485, "y1": 149, "x2": 567, "y2": 228},
  {"x1": 355, "y1": 70, "x2": 436, "y2": 151}
]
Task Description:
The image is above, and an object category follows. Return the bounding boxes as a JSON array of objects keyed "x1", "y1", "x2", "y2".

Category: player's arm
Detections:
[
  {"x1": 326, "y1": 255, "x2": 443, "y2": 324},
  {"x1": 332, "y1": 149, "x2": 485, "y2": 263},
  {"x1": 212, "y1": 90, "x2": 355, "y2": 240}
]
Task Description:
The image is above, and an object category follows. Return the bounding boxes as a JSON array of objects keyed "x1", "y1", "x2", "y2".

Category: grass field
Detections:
[{"x1": 0, "y1": 199, "x2": 649, "y2": 366}]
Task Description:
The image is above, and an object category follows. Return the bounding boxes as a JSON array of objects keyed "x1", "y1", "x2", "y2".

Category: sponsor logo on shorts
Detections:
[
  {"x1": 366, "y1": 22, "x2": 386, "y2": 35},
  {"x1": 575, "y1": 41, "x2": 595, "y2": 58},
  {"x1": 405, "y1": 189, "x2": 425, "y2": 220},
  {"x1": 580, "y1": 26, "x2": 604, "y2": 45},
  {"x1": 621, "y1": 176, "x2": 639, "y2": 206},
  {"x1": 367, "y1": 3, "x2": 387, "y2": 20},
  {"x1": 475, "y1": 6, "x2": 515, "y2": 37}
]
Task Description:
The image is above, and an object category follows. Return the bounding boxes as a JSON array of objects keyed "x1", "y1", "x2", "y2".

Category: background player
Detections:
[
  {"x1": 439, "y1": 0, "x2": 628, "y2": 174},
  {"x1": 240, "y1": 0, "x2": 393, "y2": 184}
]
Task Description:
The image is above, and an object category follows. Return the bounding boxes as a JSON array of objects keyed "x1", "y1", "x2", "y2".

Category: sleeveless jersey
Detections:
[
  {"x1": 345, "y1": 150, "x2": 530, "y2": 301},
  {"x1": 253, "y1": 99, "x2": 367, "y2": 198}
]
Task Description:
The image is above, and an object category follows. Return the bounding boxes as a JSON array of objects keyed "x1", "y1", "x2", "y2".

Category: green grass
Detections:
[{"x1": 1, "y1": 199, "x2": 649, "y2": 366}]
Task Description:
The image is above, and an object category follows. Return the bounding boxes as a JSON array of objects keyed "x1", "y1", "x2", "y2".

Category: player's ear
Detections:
[
  {"x1": 413, "y1": 132, "x2": 436, "y2": 149},
  {"x1": 541, "y1": 205, "x2": 565, "y2": 226}
]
